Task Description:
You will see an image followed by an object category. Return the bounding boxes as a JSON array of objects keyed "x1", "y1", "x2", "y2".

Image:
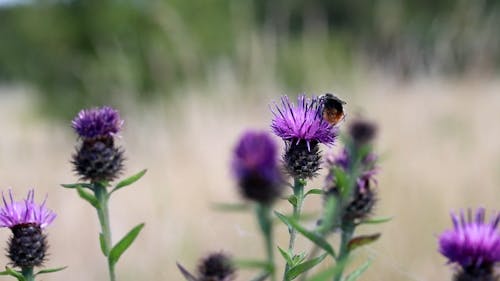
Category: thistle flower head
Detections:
[
  {"x1": 232, "y1": 131, "x2": 283, "y2": 204},
  {"x1": 348, "y1": 118, "x2": 377, "y2": 145},
  {"x1": 271, "y1": 95, "x2": 337, "y2": 149},
  {"x1": 439, "y1": 208, "x2": 500, "y2": 274},
  {"x1": 0, "y1": 189, "x2": 56, "y2": 229},
  {"x1": 197, "y1": 253, "x2": 235, "y2": 281},
  {"x1": 72, "y1": 106, "x2": 123, "y2": 139},
  {"x1": 0, "y1": 189, "x2": 55, "y2": 268}
]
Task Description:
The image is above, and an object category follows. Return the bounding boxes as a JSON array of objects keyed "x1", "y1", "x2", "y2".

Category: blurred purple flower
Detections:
[
  {"x1": 232, "y1": 131, "x2": 283, "y2": 204},
  {"x1": 439, "y1": 208, "x2": 500, "y2": 272},
  {"x1": 0, "y1": 189, "x2": 56, "y2": 229},
  {"x1": 72, "y1": 106, "x2": 123, "y2": 139},
  {"x1": 271, "y1": 95, "x2": 337, "y2": 150}
]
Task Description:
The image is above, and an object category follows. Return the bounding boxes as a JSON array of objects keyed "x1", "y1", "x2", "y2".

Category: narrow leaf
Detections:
[
  {"x1": 305, "y1": 189, "x2": 324, "y2": 197},
  {"x1": 35, "y1": 266, "x2": 67, "y2": 275},
  {"x1": 176, "y1": 263, "x2": 198, "y2": 281},
  {"x1": 111, "y1": 169, "x2": 147, "y2": 194},
  {"x1": 76, "y1": 187, "x2": 99, "y2": 208},
  {"x1": 212, "y1": 202, "x2": 251, "y2": 212},
  {"x1": 307, "y1": 265, "x2": 340, "y2": 281},
  {"x1": 285, "y1": 253, "x2": 328, "y2": 280},
  {"x1": 278, "y1": 246, "x2": 293, "y2": 266},
  {"x1": 99, "y1": 233, "x2": 109, "y2": 256},
  {"x1": 2, "y1": 267, "x2": 24, "y2": 281},
  {"x1": 61, "y1": 183, "x2": 94, "y2": 189},
  {"x1": 347, "y1": 233, "x2": 381, "y2": 251},
  {"x1": 358, "y1": 216, "x2": 393, "y2": 225},
  {"x1": 109, "y1": 223, "x2": 145, "y2": 265},
  {"x1": 275, "y1": 212, "x2": 335, "y2": 257},
  {"x1": 287, "y1": 195, "x2": 298, "y2": 207},
  {"x1": 344, "y1": 260, "x2": 372, "y2": 281}
]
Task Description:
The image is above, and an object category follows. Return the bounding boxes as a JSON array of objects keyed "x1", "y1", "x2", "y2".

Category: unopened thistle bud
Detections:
[
  {"x1": 271, "y1": 95, "x2": 338, "y2": 179},
  {"x1": 232, "y1": 131, "x2": 283, "y2": 204},
  {"x1": 71, "y1": 106, "x2": 125, "y2": 182},
  {"x1": 438, "y1": 208, "x2": 500, "y2": 281},
  {"x1": 197, "y1": 253, "x2": 235, "y2": 281},
  {"x1": 348, "y1": 118, "x2": 377, "y2": 146},
  {"x1": 325, "y1": 149, "x2": 378, "y2": 223},
  {"x1": 0, "y1": 189, "x2": 56, "y2": 268}
]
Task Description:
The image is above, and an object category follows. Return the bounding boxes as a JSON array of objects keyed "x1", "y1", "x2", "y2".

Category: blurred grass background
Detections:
[{"x1": 0, "y1": 0, "x2": 499, "y2": 280}]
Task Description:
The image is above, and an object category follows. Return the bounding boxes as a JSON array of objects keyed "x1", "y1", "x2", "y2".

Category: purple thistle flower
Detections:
[
  {"x1": 438, "y1": 208, "x2": 500, "y2": 275},
  {"x1": 0, "y1": 189, "x2": 56, "y2": 229},
  {"x1": 271, "y1": 95, "x2": 337, "y2": 149},
  {"x1": 72, "y1": 106, "x2": 123, "y2": 139},
  {"x1": 232, "y1": 131, "x2": 283, "y2": 204},
  {"x1": 0, "y1": 189, "x2": 56, "y2": 268}
]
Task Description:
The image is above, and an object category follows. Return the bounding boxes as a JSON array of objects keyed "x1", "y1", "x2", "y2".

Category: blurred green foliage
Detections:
[{"x1": 0, "y1": 0, "x2": 499, "y2": 117}]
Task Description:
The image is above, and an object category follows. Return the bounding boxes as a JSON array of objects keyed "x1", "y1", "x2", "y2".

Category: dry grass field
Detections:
[{"x1": 0, "y1": 73, "x2": 499, "y2": 280}]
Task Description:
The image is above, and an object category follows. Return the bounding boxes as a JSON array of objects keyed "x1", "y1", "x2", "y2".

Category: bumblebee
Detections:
[{"x1": 320, "y1": 93, "x2": 346, "y2": 126}]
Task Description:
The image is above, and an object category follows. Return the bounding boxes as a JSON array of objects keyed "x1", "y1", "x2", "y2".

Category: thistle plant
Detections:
[
  {"x1": 62, "y1": 106, "x2": 146, "y2": 281},
  {"x1": 270, "y1": 95, "x2": 388, "y2": 281},
  {"x1": 0, "y1": 189, "x2": 65, "y2": 281},
  {"x1": 438, "y1": 208, "x2": 500, "y2": 281}
]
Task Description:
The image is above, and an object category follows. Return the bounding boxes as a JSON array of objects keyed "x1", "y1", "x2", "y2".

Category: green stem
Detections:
[
  {"x1": 256, "y1": 204, "x2": 275, "y2": 281},
  {"x1": 21, "y1": 267, "x2": 34, "y2": 281},
  {"x1": 94, "y1": 183, "x2": 116, "y2": 281},
  {"x1": 283, "y1": 178, "x2": 305, "y2": 281},
  {"x1": 333, "y1": 223, "x2": 354, "y2": 281}
]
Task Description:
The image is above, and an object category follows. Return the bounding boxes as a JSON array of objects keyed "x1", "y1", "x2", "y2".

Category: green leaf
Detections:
[
  {"x1": 305, "y1": 189, "x2": 324, "y2": 197},
  {"x1": 278, "y1": 246, "x2": 293, "y2": 266},
  {"x1": 0, "y1": 267, "x2": 25, "y2": 281},
  {"x1": 287, "y1": 195, "x2": 298, "y2": 207},
  {"x1": 274, "y1": 212, "x2": 335, "y2": 258},
  {"x1": 111, "y1": 169, "x2": 147, "y2": 194},
  {"x1": 35, "y1": 266, "x2": 67, "y2": 275},
  {"x1": 347, "y1": 233, "x2": 381, "y2": 251},
  {"x1": 234, "y1": 259, "x2": 272, "y2": 271},
  {"x1": 285, "y1": 253, "x2": 328, "y2": 280},
  {"x1": 307, "y1": 265, "x2": 341, "y2": 281},
  {"x1": 61, "y1": 183, "x2": 94, "y2": 189},
  {"x1": 358, "y1": 216, "x2": 393, "y2": 225},
  {"x1": 344, "y1": 260, "x2": 372, "y2": 281},
  {"x1": 99, "y1": 233, "x2": 109, "y2": 256},
  {"x1": 76, "y1": 187, "x2": 99, "y2": 208},
  {"x1": 176, "y1": 263, "x2": 198, "y2": 281},
  {"x1": 292, "y1": 252, "x2": 307, "y2": 265},
  {"x1": 109, "y1": 223, "x2": 145, "y2": 265}
]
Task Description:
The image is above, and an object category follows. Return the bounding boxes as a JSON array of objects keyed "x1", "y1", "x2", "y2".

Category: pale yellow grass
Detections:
[{"x1": 0, "y1": 75, "x2": 499, "y2": 281}]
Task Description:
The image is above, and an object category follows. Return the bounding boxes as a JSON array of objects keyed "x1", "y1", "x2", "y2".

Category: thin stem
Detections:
[
  {"x1": 283, "y1": 178, "x2": 306, "y2": 280},
  {"x1": 332, "y1": 223, "x2": 354, "y2": 281},
  {"x1": 21, "y1": 267, "x2": 34, "y2": 281},
  {"x1": 256, "y1": 204, "x2": 275, "y2": 281},
  {"x1": 94, "y1": 183, "x2": 116, "y2": 281}
]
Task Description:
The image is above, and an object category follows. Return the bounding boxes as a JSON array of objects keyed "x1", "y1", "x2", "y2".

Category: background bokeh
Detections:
[{"x1": 0, "y1": 0, "x2": 499, "y2": 280}]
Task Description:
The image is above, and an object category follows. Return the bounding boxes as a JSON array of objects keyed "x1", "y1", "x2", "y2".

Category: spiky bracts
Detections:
[
  {"x1": 71, "y1": 106, "x2": 125, "y2": 183},
  {"x1": 197, "y1": 253, "x2": 235, "y2": 281},
  {"x1": 8, "y1": 224, "x2": 47, "y2": 268}
]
